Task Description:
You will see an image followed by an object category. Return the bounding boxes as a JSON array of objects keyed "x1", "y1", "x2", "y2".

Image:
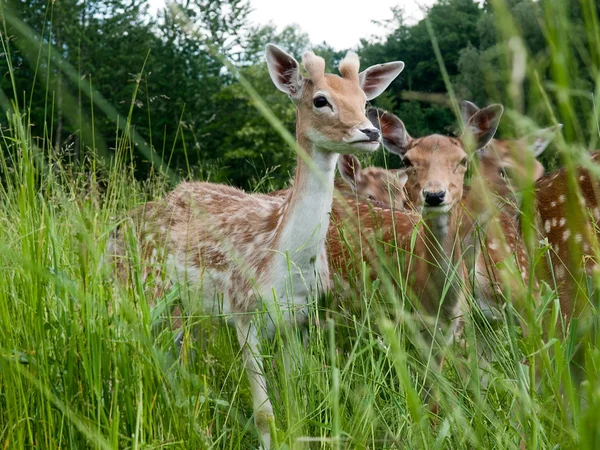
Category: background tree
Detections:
[{"x1": 2, "y1": 0, "x2": 597, "y2": 186}]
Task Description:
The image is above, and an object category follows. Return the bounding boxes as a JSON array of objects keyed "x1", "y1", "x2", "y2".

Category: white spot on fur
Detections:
[
  {"x1": 545, "y1": 220, "x2": 551, "y2": 233},
  {"x1": 575, "y1": 233, "x2": 582, "y2": 243},
  {"x1": 563, "y1": 229, "x2": 571, "y2": 241},
  {"x1": 489, "y1": 240, "x2": 498, "y2": 250},
  {"x1": 559, "y1": 217, "x2": 566, "y2": 227},
  {"x1": 551, "y1": 201, "x2": 557, "y2": 208},
  {"x1": 556, "y1": 265, "x2": 566, "y2": 279},
  {"x1": 559, "y1": 195, "x2": 566, "y2": 203},
  {"x1": 150, "y1": 248, "x2": 158, "y2": 264},
  {"x1": 552, "y1": 218, "x2": 558, "y2": 227}
]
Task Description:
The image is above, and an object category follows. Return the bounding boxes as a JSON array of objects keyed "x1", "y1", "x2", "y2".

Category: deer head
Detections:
[
  {"x1": 461, "y1": 101, "x2": 562, "y2": 202},
  {"x1": 367, "y1": 105, "x2": 503, "y2": 214},
  {"x1": 336, "y1": 154, "x2": 407, "y2": 209},
  {"x1": 266, "y1": 45, "x2": 404, "y2": 155}
]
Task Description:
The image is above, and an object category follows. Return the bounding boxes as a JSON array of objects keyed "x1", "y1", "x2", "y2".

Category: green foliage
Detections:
[
  {"x1": 358, "y1": 0, "x2": 483, "y2": 141},
  {"x1": 5, "y1": 0, "x2": 596, "y2": 186}
]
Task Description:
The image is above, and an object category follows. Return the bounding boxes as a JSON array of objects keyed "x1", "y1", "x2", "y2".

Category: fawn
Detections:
[
  {"x1": 534, "y1": 151, "x2": 600, "y2": 321},
  {"x1": 326, "y1": 104, "x2": 504, "y2": 412},
  {"x1": 107, "y1": 45, "x2": 404, "y2": 448},
  {"x1": 335, "y1": 154, "x2": 407, "y2": 209},
  {"x1": 363, "y1": 105, "x2": 503, "y2": 325},
  {"x1": 348, "y1": 102, "x2": 559, "y2": 322},
  {"x1": 459, "y1": 101, "x2": 562, "y2": 322}
]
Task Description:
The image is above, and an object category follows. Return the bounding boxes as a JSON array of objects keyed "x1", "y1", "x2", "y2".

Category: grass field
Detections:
[{"x1": 2, "y1": 1, "x2": 600, "y2": 449}]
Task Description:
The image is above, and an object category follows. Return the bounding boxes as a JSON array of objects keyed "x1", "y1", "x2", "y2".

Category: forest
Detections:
[{"x1": 3, "y1": 0, "x2": 594, "y2": 187}]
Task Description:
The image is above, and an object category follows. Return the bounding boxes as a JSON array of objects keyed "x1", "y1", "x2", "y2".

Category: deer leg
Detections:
[{"x1": 236, "y1": 319, "x2": 273, "y2": 449}]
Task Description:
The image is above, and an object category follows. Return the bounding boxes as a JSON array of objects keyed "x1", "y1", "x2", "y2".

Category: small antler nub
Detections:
[
  {"x1": 339, "y1": 51, "x2": 360, "y2": 80},
  {"x1": 302, "y1": 51, "x2": 326, "y2": 82}
]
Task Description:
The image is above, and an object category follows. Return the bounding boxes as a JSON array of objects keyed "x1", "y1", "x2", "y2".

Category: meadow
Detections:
[{"x1": 2, "y1": 0, "x2": 600, "y2": 449}]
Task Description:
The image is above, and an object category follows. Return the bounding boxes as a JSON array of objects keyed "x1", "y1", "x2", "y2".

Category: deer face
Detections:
[
  {"x1": 368, "y1": 104, "x2": 503, "y2": 214},
  {"x1": 266, "y1": 45, "x2": 404, "y2": 155},
  {"x1": 477, "y1": 127, "x2": 561, "y2": 197},
  {"x1": 401, "y1": 136, "x2": 468, "y2": 212},
  {"x1": 462, "y1": 101, "x2": 561, "y2": 200},
  {"x1": 337, "y1": 154, "x2": 407, "y2": 209}
]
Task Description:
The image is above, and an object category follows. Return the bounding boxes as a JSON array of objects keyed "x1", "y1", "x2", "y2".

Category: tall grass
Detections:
[{"x1": 2, "y1": 0, "x2": 600, "y2": 449}]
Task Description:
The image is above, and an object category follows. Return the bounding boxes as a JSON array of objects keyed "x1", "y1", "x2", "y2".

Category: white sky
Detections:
[
  {"x1": 149, "y1": 0, "x2": 439, "y2": 50},
  {"x1": 247, "y1": 0, "x2": 437, "y2": 49}
]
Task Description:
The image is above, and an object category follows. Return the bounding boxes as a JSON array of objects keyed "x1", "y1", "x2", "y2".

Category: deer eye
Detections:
[
  {"x1": 313, "y1": 96, "x2": 330, "y2": 108},
  {"x1": 459, "y1": 157, "x2": 468, "y2": 167},
  {"x1": 367, "y1": 195, "x2": 376, "y2": 201},
  {"x1": 402, "y1": 158, "x2": 413, "y2": 168},
  {"x1": 499, "y1": 167, "x2": 511, "y2": 178}
]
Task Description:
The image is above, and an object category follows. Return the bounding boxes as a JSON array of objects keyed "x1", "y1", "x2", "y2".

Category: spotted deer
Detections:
[
  {"x1": 335, "y1": 154, "x2": 407, "y2": 209},
  {"x1": 365, "y1": 105, "x2": 503, "y2": 324},
  {"x1": 333, "y1": 108, "x2": 560, "y2": 327},
  {"x1": 534, "y1": 151, "x2": 600, "y2": 322},
  {"x1": 459, "y1": 101, "x2": 562, "y2": 321},
  {"x1": 107, "y1": 45, "x2": 404, "y2": 448},
  {"x1": 326, "y1": 105, "x2": 503, "y2": 411}
]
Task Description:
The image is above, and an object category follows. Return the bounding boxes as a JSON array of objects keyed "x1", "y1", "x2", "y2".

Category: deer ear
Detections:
[
  {"x1": 338, "y1": 155, "x2": 362, "y2": 190},
  {"x1": 520, "y1": 124, "x2": 563, "y2": 157},
  {"x1": 460, "y1": 100, "x2": 480, "y2": 125},
  {"x1": 359, "y1": 62, "x2": 405, "y2": 101},
  {"x1": 395, "y1": 169, "x2": 408, "y2": 187},
  {"x1": 367, "y1": 108, "x2": 411, "y2": 156},
  {"x1": 465, "y1": 104, "x2": 504, "y2": 150},
  {"x1": 266, "y1": 44, "x2": 303, "y2": 99}
]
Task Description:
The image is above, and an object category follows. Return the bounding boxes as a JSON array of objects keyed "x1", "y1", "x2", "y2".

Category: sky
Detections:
[
  {"x1": 247, "y1": 0, "x2": 437, "y2": 49},
  {"x1": 148, "y1": 0, "x2": 439, "y2": 50}
]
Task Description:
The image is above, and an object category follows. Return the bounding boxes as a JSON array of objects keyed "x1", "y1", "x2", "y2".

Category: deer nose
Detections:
[
  {"x1": 360, "y1": 128, "x2": 380, "y2": 142},
  {"x1": 424, "y1": 190, "x2": 446, "y2": 206}
]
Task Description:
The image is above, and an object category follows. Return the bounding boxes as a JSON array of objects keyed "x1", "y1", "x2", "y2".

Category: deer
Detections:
[
  {"x1": 366, "y1": 105, "x2": 504, "y2": 321},
  {"x1": 534, "y1": 151, "x2": 600, "y2": 322},
  {"x1": 333, "y1": 104, "x2": 565, "y2": 411},
  {"x1": 335, "y1": 154, "x2": 408, "y2": 209},
  {"x1": 525, "y1": 147, "x2": 600, "y2": 406},
  {"x1": 458, "y1": 101, "x2": 562, "y2": 323},
  {"x1": 325, "y1": 104, "x2": 504, "y2": 412},
  {"x1": 106, "y1": 45, "x2": 404, "y2": 448}
]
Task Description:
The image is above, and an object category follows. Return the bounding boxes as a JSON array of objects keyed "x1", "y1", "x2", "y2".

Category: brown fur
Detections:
[
  {"x1": 534, "y1": 151, "x2": 600, "y2": 320},
  {"x1": 468, "y1": 137, "x2": 547, "y2": 317}
]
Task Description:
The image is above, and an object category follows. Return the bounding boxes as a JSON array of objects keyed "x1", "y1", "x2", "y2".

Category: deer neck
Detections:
[
  {"x1": 419, "y1": 208, "x2": 465, "y2": 319},
  {"x1": 423, "y1": 211, "x2": 456, "y2": 258},
  {"x1": 274, "y1": 126, "x2": 338, "y2": 275}
]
